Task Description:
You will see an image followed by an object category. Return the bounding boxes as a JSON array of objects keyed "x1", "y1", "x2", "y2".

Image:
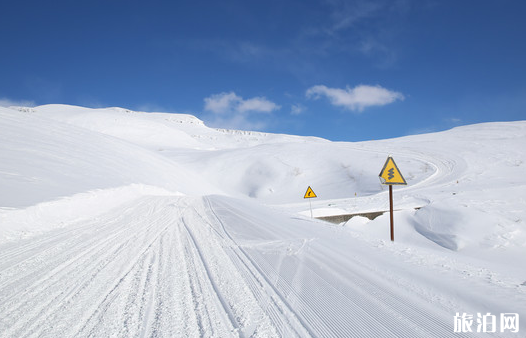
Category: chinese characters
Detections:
[{"x1": 454, "y1": 313, "x2": 519, "y2": 333}]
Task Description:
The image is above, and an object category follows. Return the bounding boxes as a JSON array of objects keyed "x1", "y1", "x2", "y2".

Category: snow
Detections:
[{"x1": 1, "y1": 104, "x2": 525, "y2": 337}]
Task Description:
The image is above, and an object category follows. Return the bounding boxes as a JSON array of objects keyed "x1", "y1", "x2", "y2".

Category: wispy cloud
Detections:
[
  {"x1": 325, "y1": 0, "x2": 384, "y2": 32},
  {"x1": 301, "y1": 0, "x2": 414, "y2": 68},
  {"x1": 306, "y1": 84, "x2": 404, "y2": 112},
  {"x1": 357, "y1": 36, "x2": 398, "y2": 68},
  {"x1": 0, "y1": 98, "x2": 36, "y2": 108},
  {"x1": 445, "y1": 117, "x2": 462, "y2": 124},
  {"x1": 203, "y1": 92, "x2": 281, "y2": 130},
  {"x1": 290, "y1": 103, "x2": 306, "y2": 115},
  {"x1": 135, "y1": 103, "x2": 169, "y2": 113}
]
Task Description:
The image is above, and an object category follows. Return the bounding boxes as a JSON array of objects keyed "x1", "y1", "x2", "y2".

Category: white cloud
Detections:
[
  {"x1": 204, "y1": 92, "x2": 280, "y2": 115},
  {"x1": 0, "y1": 98, "x2": 36, "y2": 108},
  {"x1": 306, "y1": 84, "x2": 404, "y2": 112},
  {"x1": 238, "y1": 97, "x2": 280, "y2": 113},
  {"x1": 204, "y1": 92, "x2": 242, "y2": 114},
  {"x1": 202, "y1": 92, "x2": 281, "y2": 130}
]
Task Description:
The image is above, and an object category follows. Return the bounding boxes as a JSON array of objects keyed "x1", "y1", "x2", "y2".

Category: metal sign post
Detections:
[
  {"x1": 378, "y1": 156, "x2": 407, "y2": 242},
  {"x1": 304, "y1": 186, "x2": 317, "y2": 218}
]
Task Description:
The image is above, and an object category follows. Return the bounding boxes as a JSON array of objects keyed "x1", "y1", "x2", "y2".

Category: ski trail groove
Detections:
[
  {"x1": 180, "y1": 213, "x2": 240, "y2": 337},
  {"x1": 203, "y1": 196, "x2": 314, "y2": 338}
]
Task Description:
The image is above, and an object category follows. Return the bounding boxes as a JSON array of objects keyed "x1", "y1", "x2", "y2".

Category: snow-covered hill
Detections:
[{"x1": 1, "y1": 104, "x2": 525, "y2": 337}]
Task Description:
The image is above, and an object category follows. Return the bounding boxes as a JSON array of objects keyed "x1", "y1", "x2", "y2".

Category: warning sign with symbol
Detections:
[
  {"x1": 379, "y1": 156, "x2": 407, "y2": 185},
  {"x1": 304, "y1": 186, "x2": 317, "y2": 198}
]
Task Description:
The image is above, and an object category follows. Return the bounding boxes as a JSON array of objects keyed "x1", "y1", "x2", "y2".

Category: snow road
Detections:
[
  {"x1": 1, "y1": 194, "x2": 502, "y2": 338},
  {"x1": 0, "y1": 196, "x2": 257, "y2": 338}
]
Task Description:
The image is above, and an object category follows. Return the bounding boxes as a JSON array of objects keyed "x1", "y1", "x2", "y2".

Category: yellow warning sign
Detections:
[
  {"x1": 379, "y1": 156, "x2": 407, "y2": 185},
  {"x1": 304, "y1": 186, "x2": 317, "y2": 198}
]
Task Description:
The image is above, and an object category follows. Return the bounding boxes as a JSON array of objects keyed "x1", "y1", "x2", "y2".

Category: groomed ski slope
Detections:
[
  {"x1": 1, "y1": 105, "x2": 525, "y2": 337},
  {"x1": 0, "y1": 195, "x2": 502, "y2": 338}
]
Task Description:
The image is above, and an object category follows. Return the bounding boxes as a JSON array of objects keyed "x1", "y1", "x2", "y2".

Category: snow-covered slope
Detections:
[
  {"x1": 340, "y1": 123, "x2": 526, "y2": 271},
  {"x1": 1, "y1": 104, "x2": 525, "y2": 337},
  {"x1": 0, "y1": 106, "x2": 220, "y2": 207},
  {"x1": 0, "y1": 105, "x2": 221, "y2": 240}
]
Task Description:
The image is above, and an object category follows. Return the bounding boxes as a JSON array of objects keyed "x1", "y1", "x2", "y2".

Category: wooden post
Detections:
[
  {"x1": 379, "y1": 156, "x2": 406, "y2": 242},
  {"x1": 389, "y1": 185, "x2": 394, "y2": 241}
]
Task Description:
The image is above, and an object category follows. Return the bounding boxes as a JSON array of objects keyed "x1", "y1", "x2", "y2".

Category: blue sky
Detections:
[{"x1": 1, "y1": 0, "x2": 525, "y2": 141}]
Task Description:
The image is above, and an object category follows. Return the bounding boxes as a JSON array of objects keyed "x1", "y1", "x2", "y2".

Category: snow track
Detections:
[
  {"x1": 1, "y1": 197, "x2": 232, "y2": 337},
  {"x1": 0, "y1": 194, "x2": 513, "y2": 337},
  {"x1": 0, "y1": 196, "x2": 290, "y2": 338}
]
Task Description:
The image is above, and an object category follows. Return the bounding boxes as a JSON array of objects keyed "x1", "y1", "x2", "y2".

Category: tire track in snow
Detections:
[
  {"x1": 0, "y1": 196, "x2": 250, "y2": 338},
  {"x1": 202, "y1": 196, "x2": 313, "y2": 338},
  {"x1": 1, "y1": 197, "x2": 174, "y2": 337},
  {"x1": 180, "y1": 214, "x2": 239, "y2": 337},
  {"x1": 181, "y1": 200, "x2": 291, "y2": 338}
]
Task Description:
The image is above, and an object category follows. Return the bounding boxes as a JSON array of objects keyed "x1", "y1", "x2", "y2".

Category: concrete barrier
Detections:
[{"x1": 316, "y1": 207, "x2": 421, "y2": 224}]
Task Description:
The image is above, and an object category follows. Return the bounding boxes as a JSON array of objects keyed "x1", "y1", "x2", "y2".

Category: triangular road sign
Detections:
[
  {"x1": 304, "y1": 186, "x2": 317, "y2": 198},
  {"x1": 379, "y1": 156, "x2": 407, "y2": 185}
]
